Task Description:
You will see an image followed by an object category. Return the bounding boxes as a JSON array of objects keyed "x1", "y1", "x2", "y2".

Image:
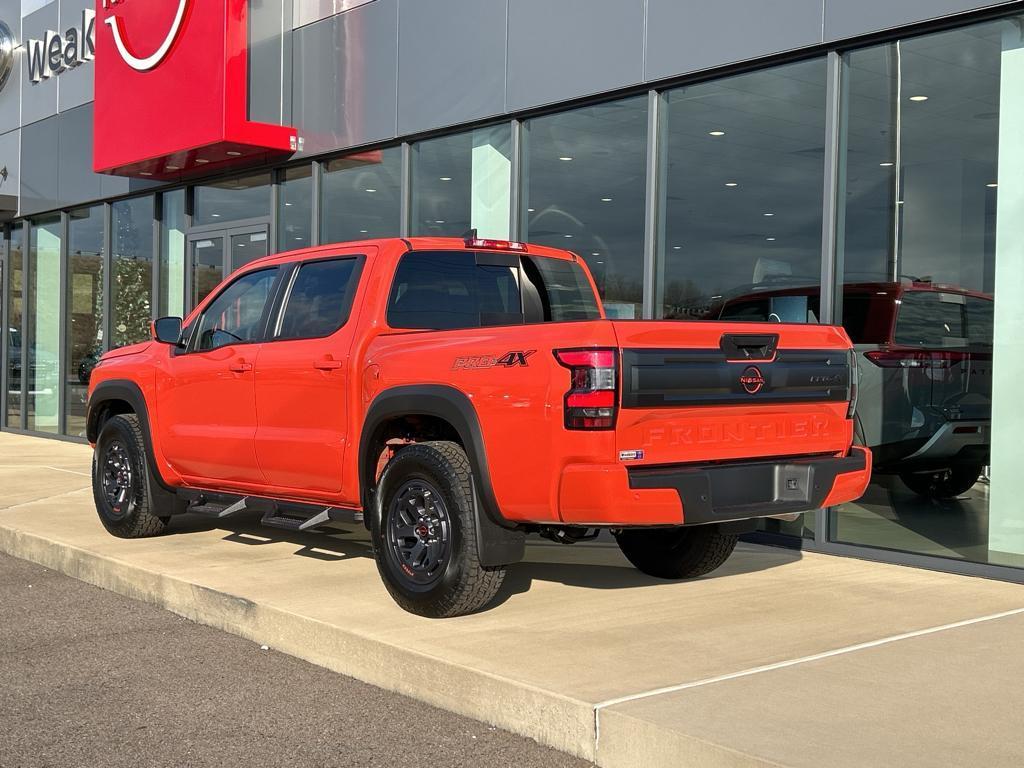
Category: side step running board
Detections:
[
  {"x1": 260, "y1": 507, "x2": 364, "y2": 533},
  {"x1": 179, "y1": 490, "x2": 363, "y2": 532}
]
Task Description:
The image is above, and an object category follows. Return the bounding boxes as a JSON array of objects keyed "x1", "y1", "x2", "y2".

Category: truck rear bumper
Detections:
[{"x1": 557, "y1": 446, "x2": 872, "y2": 526}]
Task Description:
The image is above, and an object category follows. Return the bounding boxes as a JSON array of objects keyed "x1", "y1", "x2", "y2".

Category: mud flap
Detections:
[{"x1": 471, "y1": 477, "x2": 525, "y2": 567}]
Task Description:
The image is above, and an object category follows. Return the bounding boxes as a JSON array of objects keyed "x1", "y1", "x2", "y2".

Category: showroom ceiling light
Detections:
[
  {"x1": 725, "y1": 182, "x2": 738, "y2": 187},
  {"x1": 763, "y1": 212, "x2": 775, "y2": 217},
  {"x1": 527, "y1": 208, "x2": 535, "y2": 212},
  {"x1": 987, "y1": 182, "x2": 998, "y2": 188},
  {"x1": 766, "y1": 237, "x2": 776, "y2": 241},
  {"x1": 564, "y1": 234, "x2": 573, "y2": 238},
  {"x1": 601, "y1": 197, "x2": 612, "y2": 202},
  {"x1": 559, "y1": 156, "x2": 573, "y2": 161},
  {"x1": 672, "y1": 245, "x2": 682, "y2": 250},
  {"x1": 360, "y1": 229, "x2": 368, "y2": 233},
  {"x1": 909, "y1": 95, "x2": 929, "y2": 102},
  {"x1": 440, "y1": 176, "x2": 452, "y2": 181},
  {"x1": 284, "y1": 202, "x2": 293, "y2": 206},
  {"x1": 195, "y1": 158, "x2": 209, "y2": 164},
  {"x1": 226, "y1": 150, "x2": 242, "y2": 156},
  {"x1": 211, "y1": 213, "x2": 221, "y2": 217},
  {"x1": 879, "y1": 161, "x2": 895, "y2": 167},
  {"x1": 365, "y1": 188, "x2": 376, "y2": 193},
  {"x1": 708, "y1": 130, "x2": 726, "y2": 137}
]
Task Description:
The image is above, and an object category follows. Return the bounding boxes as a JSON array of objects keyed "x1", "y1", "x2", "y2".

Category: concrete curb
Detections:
[{"x1": 0, "y1": 525, "x2": 599, "y2": 762}]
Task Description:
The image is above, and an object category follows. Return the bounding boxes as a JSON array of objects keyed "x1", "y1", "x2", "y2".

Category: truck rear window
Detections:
[{"x1": 387, "y1": 251, "x2": 600, "y2": 330}]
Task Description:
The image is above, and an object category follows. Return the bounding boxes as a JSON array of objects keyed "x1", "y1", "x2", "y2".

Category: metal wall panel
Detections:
[
  {"x1": 19, "y1": 114, "x2": 58, "y2": 215},
  {"x1": 506, "y1": 0, "x2": 645, "y2": 112},
  {"x1": 19, "y1": 4, "x2": 58, "y2": 127},
  {"x1": 397, "y1": 0, "x2": 506, "y2": 136},
  {"x1": 645, "y1": 0, "x2": 824, "y2": 81},
  {"x1": 250, "y1": 0, "x2": 288, "y2": 125},
  {"x1": 291, "y1": 0, "x2": 398, "y2": 155},
  {"x1": 56, "y1": 0, "x2": 94, "y2": 113},
  {"x1": 57, "y1": 103, "x2": 101, "y2": 206},
  {"x1": 293, "y1": 0, "x2": 377, "y2": 29},
  {"x1": 0, "y1": 0, "x2": 22, "y2": 134},
  {"x1": 0, "y1": 128, "x2": 19, "y2": 219},
  {"x1": 823, "y1": 0, "x2": 1011, "y2": 41}
]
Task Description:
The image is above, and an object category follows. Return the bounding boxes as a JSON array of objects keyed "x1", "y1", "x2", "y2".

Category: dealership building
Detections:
[{"x1": 1, "y1": 0, "x2": 1022, "y2": 580}]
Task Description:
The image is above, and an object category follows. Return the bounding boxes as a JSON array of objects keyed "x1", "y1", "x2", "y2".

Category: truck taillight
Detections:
[
  {"x1": 848, "y1": 348, "x2": 859, "y2": 420},
  {"x1": 554, "y1": 348, "x2": 618, "y2": 430}
]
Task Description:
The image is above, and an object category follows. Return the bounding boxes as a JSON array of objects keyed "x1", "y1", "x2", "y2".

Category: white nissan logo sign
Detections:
[{"x1": 103, "y1": 0, "x2": 189, "y2": 72}]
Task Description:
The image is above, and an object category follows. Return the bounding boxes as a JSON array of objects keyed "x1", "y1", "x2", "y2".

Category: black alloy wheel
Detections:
[{"x1": 384, "y1": 479, "x2": 452, "y2": 588}]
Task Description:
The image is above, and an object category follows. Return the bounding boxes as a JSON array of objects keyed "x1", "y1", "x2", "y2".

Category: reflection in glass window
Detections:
[
  {"x1": 278, "y1": 165, "x2": 312, "y2": 251},
  {"x1": 412, "y1": 126, "x2": 511, "y2": 239},
  {"x1": 193, "y1": 172, "x2": 272, "y2": 226},
  {"x1": 277, "y1": 259, "x2": 360, "y2": 339},
  {"x1": 831, "y1": 19, "x2": 1013, "y2": 569},
  {"x1": 196, "y1": 269, "x2": 277, "y2": 351},
  {"x1": 5, "y1": 224, "x2": 24, "y2": 428},
  {"x1": 659, "y1": 59, "x2": 827, "y2": 321},
  {"x1": 66, "y1": 207, "x2": 105, "y2": 438},
  {"x1": 27, "y1": 216, "x2": 62, "y2": 434},
  {"x1": 321, "y1": 148, "x2": 401, "y2": 244},
  {"x1": 111, "y1": 197, "x2": 155, "y2": 349},
  {"x1": 523, "y1": 97, "x2": 647, "y2": 319},
  {"x1": 159, "y1": 189, "x2": 186, "y2": 318}
]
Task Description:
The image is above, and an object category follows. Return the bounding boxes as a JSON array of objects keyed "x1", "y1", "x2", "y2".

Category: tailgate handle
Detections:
[{"x1": 720, "y1": 334, "x2": 779, "y2": 361}]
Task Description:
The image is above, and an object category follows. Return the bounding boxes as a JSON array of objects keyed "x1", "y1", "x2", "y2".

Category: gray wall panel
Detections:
[
  {"x1": 20, "y1": 4, "x2": 58, "y2": 126},
  {"x1": 57, "y1": 103, "x2": 100, "y2": 207},
  {"x1": 824, "y1": 0, "x2": 1011, "y2": 41},
  {"x1": 250, "y1": 0, "x2": 287, "y2": 125},
  {"x1": 397, "y1": 0, "x2": 506, "y2": 136},
  {"x1": 0, "y1": 0, "x2": 21, "y2": 134},
  {"x1": 57, "y1": 0, "x2": 96, "y2": 113},
  {"x1": 506, "y1": 0, "x2": 645, "y2": 112},
  {"x1": 0, "y1": 129, "x2": 19, "y2": 219},
  {"x1": 291, "y1": 0, "x2": 398, "y2": 155},
  {"x1": 645, "y1": 0, "x2": 824, "y2": 81},
  {"x1": 19, "y1": 114, "x2": 58, "y2": 215}
]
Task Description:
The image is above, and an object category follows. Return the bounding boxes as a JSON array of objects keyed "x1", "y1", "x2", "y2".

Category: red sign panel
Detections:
[{"x1": 93, "y1": 0, "x2": 298, "y2": 179}]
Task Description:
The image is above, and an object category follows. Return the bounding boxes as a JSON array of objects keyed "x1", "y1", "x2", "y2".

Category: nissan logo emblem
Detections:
[
  {"x1": 0, "y1": 20, "x2": 15, "y2": 94},
  {"x1": 740, "y1": 365, "x2": 766, "y2": 395}
]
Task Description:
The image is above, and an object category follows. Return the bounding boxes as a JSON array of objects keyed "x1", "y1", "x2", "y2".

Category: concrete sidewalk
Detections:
[{"x1": 1, "y1": 431, "x2": 1022, "y2": 767}]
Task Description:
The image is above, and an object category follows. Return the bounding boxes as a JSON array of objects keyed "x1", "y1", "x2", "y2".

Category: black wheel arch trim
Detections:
[
  {"x1": 86, "y1": 379, "x2": 177, "y2": 497},
  {"x1": 360, "y1": 384, "x2": 525, "y2": 567}
]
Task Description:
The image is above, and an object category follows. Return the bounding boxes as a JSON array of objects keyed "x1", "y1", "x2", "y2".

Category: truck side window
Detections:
[
  {"x1": 276, "y1": 257, "x2": 362, "y2": 340},
  {"x1": 195, "y1": 268, "x2": 278, "y2": 352},
  {"x1": 521, "y1": 257, "x2": 601, "y2": 322},
  {"x1": 387, "y1": 251, "x2": 523, "y2": 330}
]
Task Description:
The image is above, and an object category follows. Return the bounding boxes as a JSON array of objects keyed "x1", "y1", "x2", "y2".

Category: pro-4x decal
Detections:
[{"x1": 453, "y1": 350, "x2": 537, "y2": 370}]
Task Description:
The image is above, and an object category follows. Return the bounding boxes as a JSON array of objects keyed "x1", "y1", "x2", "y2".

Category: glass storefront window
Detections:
[
  {"x1": 659, "y1": 59, "x2": 827, "y2": 322},
  {"x1": 193, "y1": 172, "x2": 272, "y2": 226},
  {"x1": 159, "y1": 189, "x2": 186, "y2": 318},
  {"x1": 523, "y1": 97, "x2": 647, "y2": 319},
  {"x1": 321, "y1": 148, "x2": 401, "y2": 244},
  {"x1": 65, "y1": 207, "x2": 104, "y2": 438},
  {"x1": 278, "y1": 165, "x2": 313, "y2": 251},
  {"x1": 111, "y1": 197, "x2": 155, "y2": 349},
  {"x1": 5, "y1": 224, "x2": 24, "y2": 428},
  {"x1": 27, "y1": 216, "x2": 62, "y2": 434},
  {"x1": 411, "y1": 126, "x2": 512, "y2": 239},
  {"x1": 831, "y1": 18, "x2": 1019, "y2": 568}
]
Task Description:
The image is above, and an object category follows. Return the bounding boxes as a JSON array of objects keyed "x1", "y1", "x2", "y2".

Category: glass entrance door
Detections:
[{"x1": 186, "y1": 225, "x2": 268, "y2": 310}]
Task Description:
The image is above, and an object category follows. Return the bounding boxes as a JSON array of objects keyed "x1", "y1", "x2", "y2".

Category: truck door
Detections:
[
  {"x1": 159, "y1": 266, "x2": 281, "y2": 487},
  {"x1": 253, "y1": 252, "x2": 368, "y2": 498}
]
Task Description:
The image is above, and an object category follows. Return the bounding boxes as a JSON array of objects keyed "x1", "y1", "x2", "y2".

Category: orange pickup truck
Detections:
[{"x1": 87, "y1": 236, "x2": 871, "y2": 617}]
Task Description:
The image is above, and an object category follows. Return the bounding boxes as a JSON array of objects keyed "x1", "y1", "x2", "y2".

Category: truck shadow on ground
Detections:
[{"x1": 167, "y1": 513, "x2": 802, "y2": 607}]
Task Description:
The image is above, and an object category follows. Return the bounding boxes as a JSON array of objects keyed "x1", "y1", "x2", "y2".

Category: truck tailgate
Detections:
[{"x1": 612, "y1": 321, "x2": 854, "y2": 465}]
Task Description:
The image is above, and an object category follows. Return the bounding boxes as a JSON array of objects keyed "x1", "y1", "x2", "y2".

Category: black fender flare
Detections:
[
  {"x1": 359, "y1": 384, "x2": 525, "y2": 567},
  {"x1": 87, "y1": 379, "x2": 181, "y2": 503}
]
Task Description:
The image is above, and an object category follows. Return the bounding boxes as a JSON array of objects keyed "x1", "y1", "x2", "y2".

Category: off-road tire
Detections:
[
  {"x1": 900, "y1": 465, "x2": 982, "y2": 499},
  {"x1": 614, "y1": 526, "x2": 738, "y2": 579},
  {"x1": 92, "y1": 414, "x2": 170, "y2": 538},
  {"x1": 371, "y1": 441, "x2": 505, "y2": 618}
]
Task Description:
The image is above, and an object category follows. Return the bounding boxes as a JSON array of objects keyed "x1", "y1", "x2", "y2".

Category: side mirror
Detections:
[{"x1": 152, "y1": 317, "x2": 183, "y2": 346}]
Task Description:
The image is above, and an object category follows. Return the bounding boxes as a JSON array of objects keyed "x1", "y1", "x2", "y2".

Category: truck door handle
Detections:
[
  {"x1": 314, "y1": 356, "x2": 343, "y2": 371},
  {"x1": 228, "y1": 359, "x2": 253, "y2": 373}
]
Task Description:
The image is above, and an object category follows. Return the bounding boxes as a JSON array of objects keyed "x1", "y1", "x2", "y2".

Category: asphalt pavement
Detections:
[{"x1": 0, "y1": 552, "x2": 592, "y2": 768}]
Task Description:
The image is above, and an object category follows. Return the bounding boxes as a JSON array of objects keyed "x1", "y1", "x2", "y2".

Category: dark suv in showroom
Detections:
[{"x1": 709, "y1": 279, "x2": 992, "y2": 499}]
